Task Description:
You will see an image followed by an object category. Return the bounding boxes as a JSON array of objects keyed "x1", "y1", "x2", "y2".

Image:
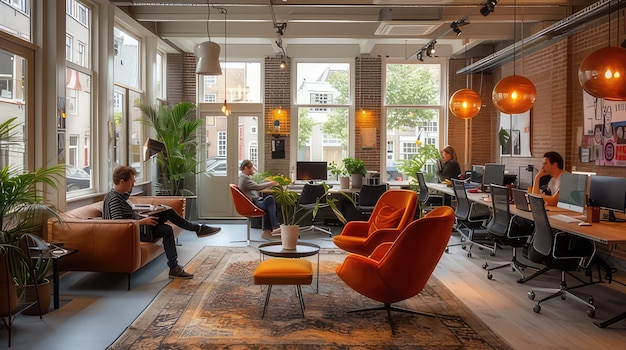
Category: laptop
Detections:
[{"x1": 511, "y1": 188, "x2": 532, "y2": 212}]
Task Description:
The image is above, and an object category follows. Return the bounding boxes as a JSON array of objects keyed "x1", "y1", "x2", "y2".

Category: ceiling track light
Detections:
[
  {"x1": 417, "y1": 50, "x2": 424, "y2": 62},
  {"x1": 480, "y1": 0, "x2": 498, "y2": 17}
]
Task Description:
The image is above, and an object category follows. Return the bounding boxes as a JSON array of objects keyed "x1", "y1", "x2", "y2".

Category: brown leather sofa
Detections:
[{"x1": 46, "y1": 196, "x2": 186, "y2": 288}]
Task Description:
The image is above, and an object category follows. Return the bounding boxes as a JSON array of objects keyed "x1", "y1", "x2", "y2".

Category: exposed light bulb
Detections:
[{"x1": 222, "y1": 100, "x2": 231, "y2": 116}]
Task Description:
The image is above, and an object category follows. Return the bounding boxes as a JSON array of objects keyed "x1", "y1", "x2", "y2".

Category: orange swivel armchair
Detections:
[
  {"x1": 229, "y1": 184, "x2": 265, "y2": 245},
  {"x1": 332, "y1": 189, "x2": 417, "y2": 256},
  {"x1": 335, "y1": 206, "x2": 455, "y2": 334}
]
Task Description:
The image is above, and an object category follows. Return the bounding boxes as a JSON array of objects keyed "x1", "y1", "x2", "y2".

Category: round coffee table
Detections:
[{"x1": 258, "y1": 241, "x2": 320, "y2": 292}]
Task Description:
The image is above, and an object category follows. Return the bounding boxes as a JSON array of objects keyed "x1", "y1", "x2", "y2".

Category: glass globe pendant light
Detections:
[
  {"x1": 578, "y1": 1, "x2": 626, "y2": 101},
  {"x1": 491, "y1": 1, "x2": 536, "y2": 114},
  {"x1": 449, "y1": 88, "x2": 481, "y2": 119}
]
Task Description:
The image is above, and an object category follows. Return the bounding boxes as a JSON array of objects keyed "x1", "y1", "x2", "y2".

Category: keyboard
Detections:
[{"x1": 550, "y1": 214, "x2": 583, "y2": 223}]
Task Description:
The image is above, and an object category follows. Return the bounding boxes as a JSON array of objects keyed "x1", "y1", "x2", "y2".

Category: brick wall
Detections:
[
  {"x1": 355, "y1": 56, "x2": 382, "y2": 172},
  {"x1": 264, "y1": 55, "x2": 291, "y2": 177}
]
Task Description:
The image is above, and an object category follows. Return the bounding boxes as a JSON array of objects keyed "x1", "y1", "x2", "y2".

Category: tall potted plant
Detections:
[
  {"x1": 342, "y1": 157, "x2": 366, "y2": 188},
  {"x1": 140, "y1": 102, "x2": 202, "y2": 197}
]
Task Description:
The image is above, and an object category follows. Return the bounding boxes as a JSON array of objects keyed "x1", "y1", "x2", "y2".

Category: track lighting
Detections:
[
  {"x1": 426, "y1": 41, "x2": 436, "y2": 57},
  {"x1": 480, "y1": 0, "x2": 498, "y2": 17},
  {"x1": 417, "y1": 51, "x2": 424, "y2": 62},
  {"x1": 450, "y1": 19, "x2": 468, "y2": 36}
]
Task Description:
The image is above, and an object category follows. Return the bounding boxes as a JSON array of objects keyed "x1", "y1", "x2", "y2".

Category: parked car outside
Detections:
[{"x1": 66, "y1": 165, "x2": 91, "y2": 191}]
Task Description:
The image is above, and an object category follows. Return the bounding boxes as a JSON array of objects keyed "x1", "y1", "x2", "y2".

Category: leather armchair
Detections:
[
  {"x1": 336, "y1": 206, "x2": 455, "y2": 334},
  {"x1": 332, "y1": 189, "x2": 417, "y2": 256}
]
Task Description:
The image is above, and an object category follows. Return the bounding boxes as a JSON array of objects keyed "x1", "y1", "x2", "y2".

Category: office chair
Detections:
[
  {"x1": 298, "y1": 183, "x2": 333, "y2": 237},
  {"x1": 416, "y1": 172, "x2": 442, "y2": 217},
  {"x1": 354, "y1": 183, "x2": 388, "y2": 215},
  {"x1": 483, "y1": 184, "x2": 542, "y2": 283},
  {"x1": 447, "y1": 179, "x2": 495, "y2": 257},
  {"x1": 526, "y1": 194, "x2": 596, "y2": 317},
  {"x1": 336, "y1": 206, "x2": 455, "y2": 335}
]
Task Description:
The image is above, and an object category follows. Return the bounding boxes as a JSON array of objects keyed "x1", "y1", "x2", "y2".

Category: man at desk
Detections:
[
  {"x1": 238, "y1": 160, "x2": 281, "y2": 240},
  {"x1": 531, "y1": 151, "x2": 566, "y2": 206}
]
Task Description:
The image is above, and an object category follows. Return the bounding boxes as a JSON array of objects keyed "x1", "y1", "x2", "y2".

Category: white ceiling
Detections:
[{"x1": 111, "y1": 0, "x2": 599, "y2": 60}]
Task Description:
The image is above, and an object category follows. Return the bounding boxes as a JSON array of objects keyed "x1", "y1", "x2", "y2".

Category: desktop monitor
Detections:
[
  {"x1": 588, "y1": 175, "x2": 626, "y2": 222},
  {"x1": 482, "y1": 163, "x2": 505, "y2": 192},
  {"x1": 296, "y1": 161, "x2": 328, "y2": 181},
  {"x1": 471, "y1": 165, "x2": 484, "y2": 184},
  {"x1": 557, "y1": 172, "x2": 587, "y2": 213}
]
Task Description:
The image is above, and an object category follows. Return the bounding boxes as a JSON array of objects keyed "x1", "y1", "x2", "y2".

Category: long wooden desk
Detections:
[{"x1": 426, "y1": 182, "x2": 626, "y2": 246}]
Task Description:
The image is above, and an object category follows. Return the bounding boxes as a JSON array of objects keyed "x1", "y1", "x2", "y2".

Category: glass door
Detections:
[{"x1": 197, "y1": 104, "x2": 262, "y2": 218}]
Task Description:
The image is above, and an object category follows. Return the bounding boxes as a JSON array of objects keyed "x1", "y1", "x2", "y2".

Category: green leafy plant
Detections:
[
  {"x1": 140, "y1": 102, "x2": 202, "y2": 196},
  {"x1": 328, "y1": 161, "x2": 346, "y2": 179},
  {"x1": 271, "y1": 182, "x2": 354, "y2": 226},
  {"x1": 342, "y1": 157, "x2": 366, "y2": 176},
  {"x1": 396, "y1": 144, "x2": 441, "y2": 189}
]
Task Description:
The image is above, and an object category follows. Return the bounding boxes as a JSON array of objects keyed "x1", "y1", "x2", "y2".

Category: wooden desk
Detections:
[{"x1": 426, "y1": 182, "x2": 626, "y2": 246}]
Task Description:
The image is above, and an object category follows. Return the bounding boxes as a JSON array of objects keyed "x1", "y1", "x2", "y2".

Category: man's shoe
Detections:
[
  {"x1": 169, "y1": 265, "x2": 193, "y2": 279},
  {"x1": 271, "y1": 227, "x2": 282, "y2": 235},
  {"x1": 261, "y1": 229, "x2": 277, "y2": 240},
  {"x1": 197, "y1": 224, "x2": 221, "y2": 237}
]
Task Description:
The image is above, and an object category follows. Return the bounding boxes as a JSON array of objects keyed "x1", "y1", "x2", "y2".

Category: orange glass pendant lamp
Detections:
[
  {"x1": 578, "y1": 46, "x2": 626, "y2": 101},
  {"x1": 492, "y1": 75, "x2": 536, "y2": 114},
  {"x1": 449, "y1": 88, "x2": 482, "y2": 119}
]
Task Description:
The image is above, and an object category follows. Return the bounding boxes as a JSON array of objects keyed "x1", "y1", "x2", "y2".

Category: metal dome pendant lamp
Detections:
[
  {"x1": 450, "y1": 41, "x2": 482, "y2": 120},
  {"x1": 578, "y1": 0, "x2": 626, "y2": 101},
  {"x1": 492, "y1": 2, "x2": 536, "y2": 114},
  {"x1": 195, "y1": 0, "x2": 222, "y2": 76}
]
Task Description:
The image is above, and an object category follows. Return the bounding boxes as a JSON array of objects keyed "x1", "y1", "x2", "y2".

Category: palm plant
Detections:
[
  {"x1": 140, "y1": 102, "x2": 202, "y2": 196},
  {"x1": 396, "y1": 144, "x2": 441, "y2": 189}
]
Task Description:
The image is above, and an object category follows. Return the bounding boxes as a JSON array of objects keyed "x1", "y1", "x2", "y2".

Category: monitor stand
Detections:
[{"x1": 606, "y1": 210, "x2": 625, "y2": 222}]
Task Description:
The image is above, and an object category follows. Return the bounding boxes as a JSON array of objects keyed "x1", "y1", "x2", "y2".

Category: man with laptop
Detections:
[{"x1": 530, "y1": 151, "x2": 566, "y2": 206}]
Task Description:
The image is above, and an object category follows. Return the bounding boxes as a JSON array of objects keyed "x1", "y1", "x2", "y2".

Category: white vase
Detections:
[
  {"x1": 280, "y1": 224, "x2": 299, "y2": 250},
  {"x1": 351, "y1": 174, "x2": 363, "y2": 188},
  {"x1": 339, "y1": 176, "x2": 350, "y2": 189}
]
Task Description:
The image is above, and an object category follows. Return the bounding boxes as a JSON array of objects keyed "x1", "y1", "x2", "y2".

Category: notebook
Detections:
[{"x1": 511, "y1": 188, "x2": 532, "y2": 212}]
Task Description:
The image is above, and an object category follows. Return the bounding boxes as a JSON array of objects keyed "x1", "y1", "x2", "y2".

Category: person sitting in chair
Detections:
[
  {"x1": 531, "y1": 151, "x2": 566, "y2": 206},
  {"x1": 103, "y1": 165, "x2": 220, "y2": 279},
  {"x1": 238, "y1": 160, "x2": 281, "y2": 240}
]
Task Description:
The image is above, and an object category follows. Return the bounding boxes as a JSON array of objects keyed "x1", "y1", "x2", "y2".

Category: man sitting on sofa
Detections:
[{"x1": 103, "y1": 165, "x2": 220, "y2": 279}]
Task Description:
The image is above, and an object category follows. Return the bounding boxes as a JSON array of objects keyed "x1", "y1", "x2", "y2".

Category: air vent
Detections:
[{"x1": 375, "y1": 21, "x2": 442, "y2": 36}]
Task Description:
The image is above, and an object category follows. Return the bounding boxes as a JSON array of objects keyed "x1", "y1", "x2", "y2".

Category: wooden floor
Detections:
[{"x1": 436, "y1": 234, "x2": 626, "y2": 349}]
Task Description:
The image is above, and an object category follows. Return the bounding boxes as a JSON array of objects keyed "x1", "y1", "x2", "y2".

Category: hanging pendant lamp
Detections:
[
  {"x1": 578, "y1": 1, "x2": 626, "y2": 101},
  {"x1": 491, "y1": 1, "x2": 536, "y2": 114},
  {"x1": 220, "y1": 7, "x2": 231, "y2": 116},
  {"x1": 449, "y1": 88, "x2": 482, "y2": 119},
  {"x1": 196, "y1": 0, "x2": 222, "y2": 75}
]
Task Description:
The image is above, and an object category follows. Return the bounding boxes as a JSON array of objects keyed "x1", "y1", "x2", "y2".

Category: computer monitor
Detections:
[
  {"x1": 471, "y1": 165, "x2": 484, "y2": 185},
  {"x1": 588, "y1": 175, "x2": 626, "y2": 222},
  {"x1": 557, "y1": 172, "x2": 587, "y2": 213},
  {"x1": 296, "y1": 161, "x2": 328, "y2": 181},
  {"x1": 482, "y1": 163, "x2": 505, "y2": 192}
]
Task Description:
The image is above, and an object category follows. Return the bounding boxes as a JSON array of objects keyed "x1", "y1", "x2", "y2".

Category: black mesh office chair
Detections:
[
  {"x1": 482, "y1": 185, "x2": 540, "y2": 282},
  {"x1": 416, "y1": 172, "x2": 442, "y2": 217},
  {"x1": 298, "y1": 183, "x2": 333, "y2": 237},
  {"x1": 355, "y1": 183, "x2": 388, "y2": 215},
  {"x1": 446, "y1": 179, "x2": 495, "y2": 257},
  {"x1": 526, "y1": 194, "x2": 596, "y2": 317}
]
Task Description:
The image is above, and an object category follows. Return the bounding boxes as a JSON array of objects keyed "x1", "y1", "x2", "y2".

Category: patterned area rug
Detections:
[{"x1": 109, "y1": 246, "x2": 511, "y2": 349}]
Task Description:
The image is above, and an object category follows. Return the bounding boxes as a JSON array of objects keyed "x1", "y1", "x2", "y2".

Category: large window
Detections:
[
  {"x1": 296, "y1": 62, "x2": 350, "y2": 170},
  {"x1": 0, "y1": 0, "x2": 31, "y2": 41},
  {"x1": 113, "y1": 28, "x2": 140, "y2": 89},
  {"x1": 385, "y1": 62, "x2": 444, "y2": 181},
  {"x1": 0, "y1": 48, "x2": 27, "y2": 172},
  {"x1": 65, "y1": 0, "x2": 93, "y2": 194},
  {"x1": 198, "y1": 62, "x2": 261, "y2": 103}
]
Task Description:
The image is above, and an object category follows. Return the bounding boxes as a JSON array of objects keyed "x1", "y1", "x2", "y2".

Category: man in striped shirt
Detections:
[{"x1": 103, "y1": 165, "x2": 220, "y2": 279}]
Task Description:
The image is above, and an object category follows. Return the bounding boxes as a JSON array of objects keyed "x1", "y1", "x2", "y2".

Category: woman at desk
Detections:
[
  {"x1": 436, "y1": 145, "x2": 462, "y2": 182},
  {"x1": 531, "y1": 151, "x2": 566, "y2": 206}
]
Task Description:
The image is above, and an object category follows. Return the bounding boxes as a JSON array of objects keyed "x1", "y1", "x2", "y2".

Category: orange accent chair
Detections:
[
  {"x1": 332, "y1": 189, "x2": 418, "y2": 256},
  {"x1": 229, "y1": 184, "x2": 265, "y2": 245},
  {"x1": 335, "y1": 206, "x2": 455, "y2": 334}
]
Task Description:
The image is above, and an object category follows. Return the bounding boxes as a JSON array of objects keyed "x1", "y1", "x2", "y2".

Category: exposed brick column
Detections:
[
  {"x1": 264, "y1": 55, "x2": 291, "y2": 177},
  {"x1": 355, "y1": 56, "x2": 382, "y2": 173}
]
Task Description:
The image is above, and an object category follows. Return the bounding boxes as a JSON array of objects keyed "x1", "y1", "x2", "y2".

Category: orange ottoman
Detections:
[{"x1": 253, "y1": 258, "x2": 313, "y2": 318}]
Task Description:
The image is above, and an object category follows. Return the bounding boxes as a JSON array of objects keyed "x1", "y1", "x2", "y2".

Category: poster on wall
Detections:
[
  {"x1": 582, "y1": 91, "x2": 626, "y2": 167},
  {"x1": 499, "y1": 111, "x2": 531, "y2": 157}
]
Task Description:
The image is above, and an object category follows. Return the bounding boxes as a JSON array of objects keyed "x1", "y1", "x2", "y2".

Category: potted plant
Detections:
[
  {"x1": 140, "y1": 102, "x2": 202, "y2": 197},
  {"x1": 342, "y1": 157, "x2": 366, "y2": 188},
  {"x1": 1, "y1": 117, "x2": 64, "y2": 315},
  {"x1": 396, "y1": 143, "x2": 441, "y2": 190},
  {"x1": 269, "y1": 176, "x2": 354, "y2": 249}
]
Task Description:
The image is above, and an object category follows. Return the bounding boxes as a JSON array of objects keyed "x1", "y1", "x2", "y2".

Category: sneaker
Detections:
[
  {"x1": 169, "y1": 265, "x2": 193, "y2": 279},
  {"x1": 197, "y1": 224, "x2": 221, "y2": 237},
  {"x1": 261, "y1": 229, "x2": 273, "y2": 240}
]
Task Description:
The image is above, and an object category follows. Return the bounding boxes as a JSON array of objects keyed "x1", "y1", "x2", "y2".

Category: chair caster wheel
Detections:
[
  {"x1": 445, "y1": 248, "x2": 450, "y2": 253},
  {"x1": 533, "y1": 304, "x2": 541, "y2": 313},
  {"x1": 588, "y1": 297, "x2": 594, "y2": 305},
  {"x1": 462, "y1": 245, "x2": 467, "y2": 250},
  {"x1": 587, "y1": 309, "x2": 595, "y2": 318},
  {"x1": 487, "y1": 272, "x2": 493, "y2": 280},
  {"x1": 478, "y1": 247, "x2": 484, "y2": 251},
  {"x1": 490, "y1": 251, "x2": 496, "y2": 256},
  {"x1": 528, "y1": 291, "x2": 535, "y2": 300},
  {"x1": 467, "y1": 252, "x2": 472, "y2": 258},
  {"x1": 561, "y1": 293, "x2": 567, "y2": 300},
  {"x1": 482, "y1": 263, "x2": 488, "y2": 269}
]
